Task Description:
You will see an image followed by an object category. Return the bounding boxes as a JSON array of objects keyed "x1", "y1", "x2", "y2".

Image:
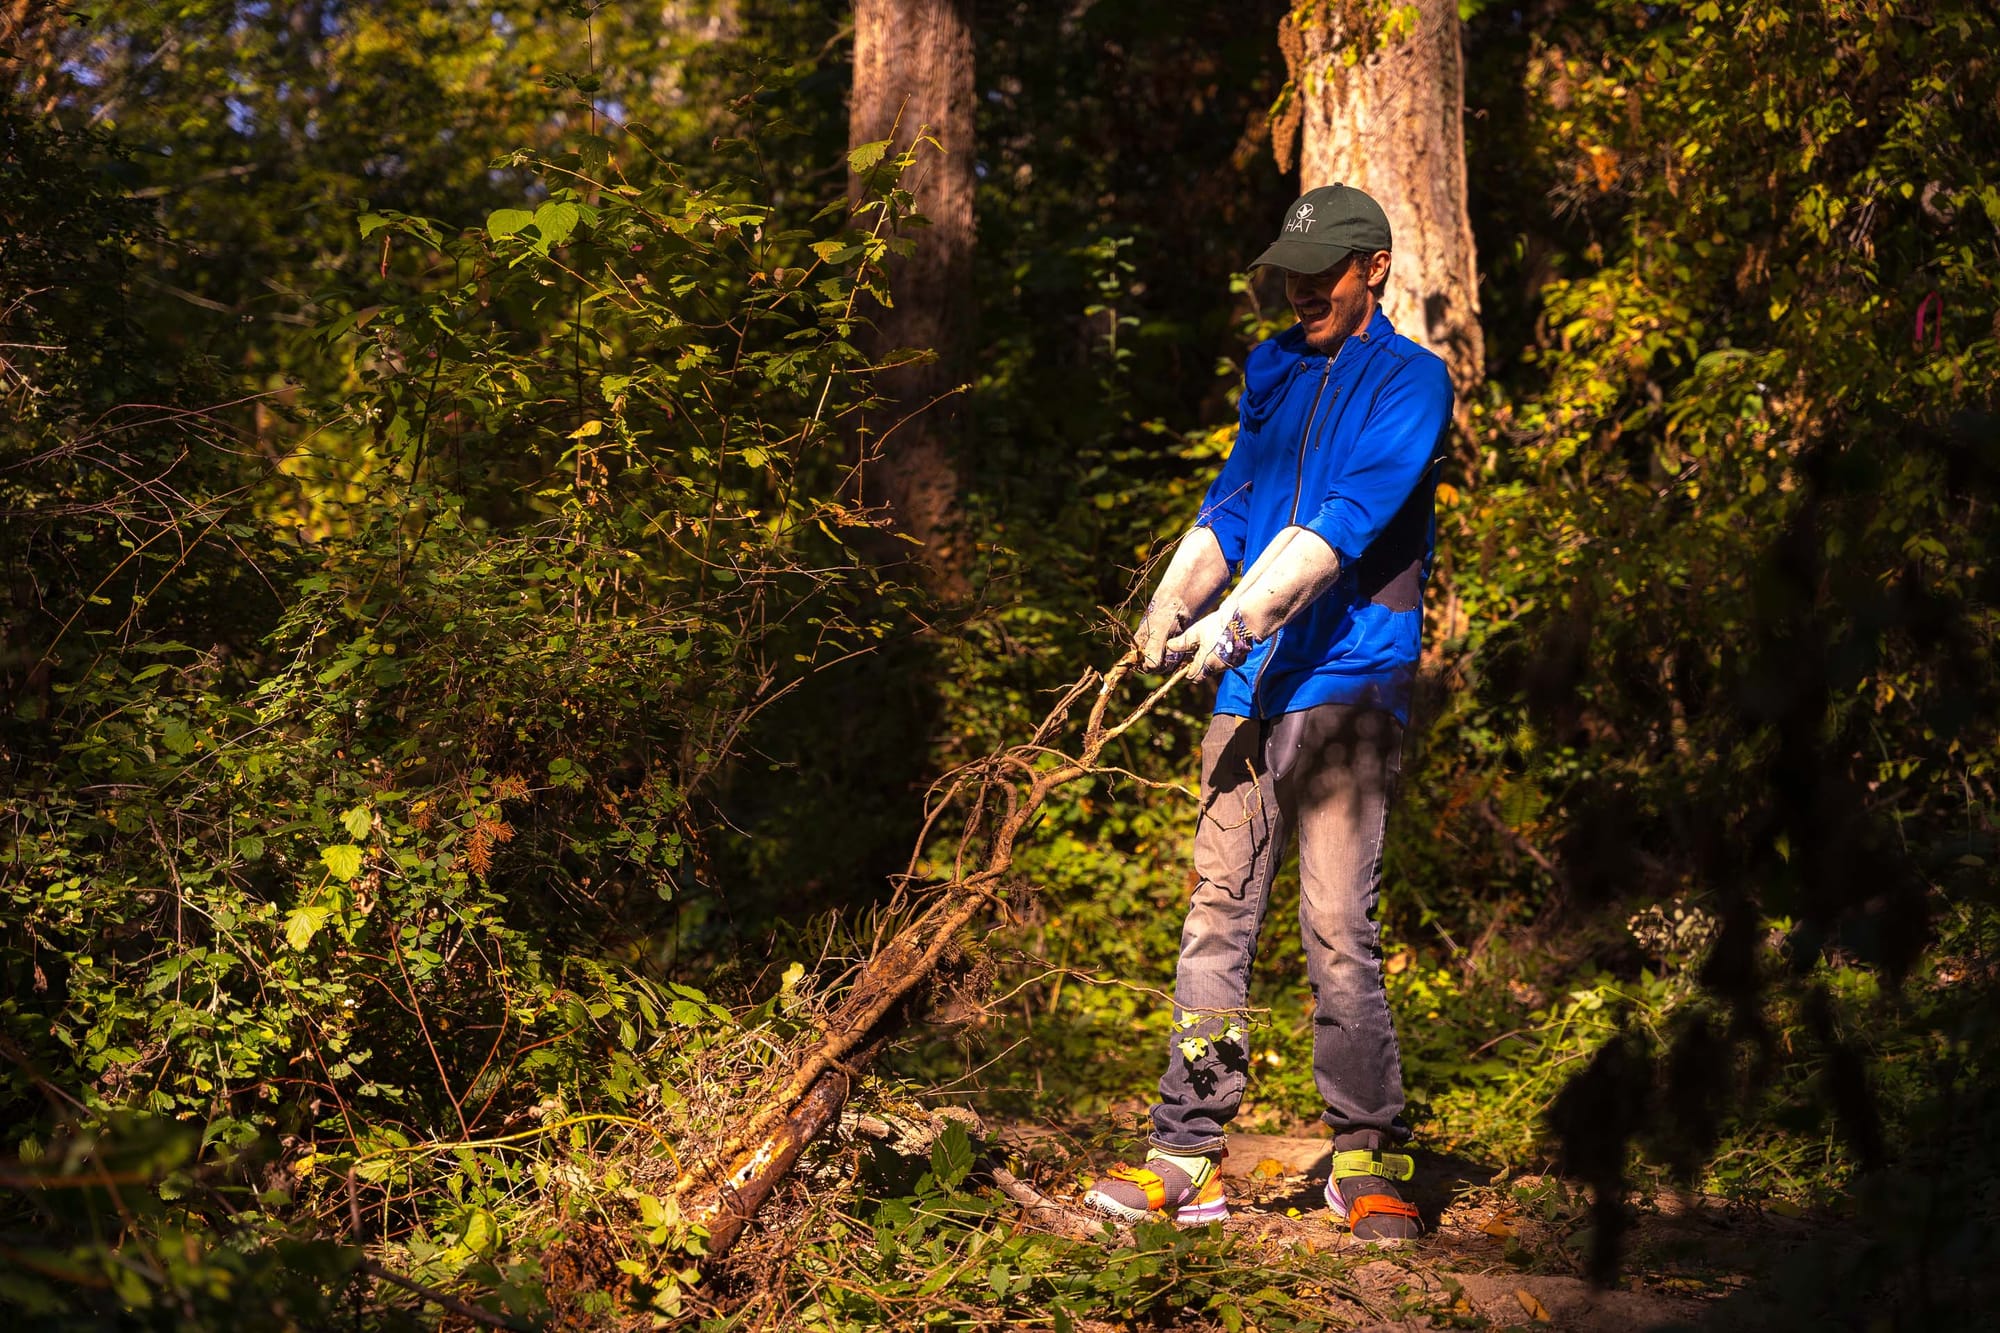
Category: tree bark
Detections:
[
  {"x1": 695, "y1": 1067, "x2": 854, "y2": 1259},
  {"x1": 1, "y1": 0, "x2": 68, "y2": 113},
  {"x1": 849, "y1": 0, "x2": 975, "y2": 579},
  {"x1": 1283, "y1": 0, "x2": 1483, "y2": 396}
]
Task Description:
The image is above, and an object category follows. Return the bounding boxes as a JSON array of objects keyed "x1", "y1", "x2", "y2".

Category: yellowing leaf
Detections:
[
  {"x1": 485, "y1": 207, "x2": 534, "y2": 239},
  {"x1": 340, "y1": 804, "x2": 372, "y2": 840},
  {"x1": 1516, "y1": 1289, "x2": 1552, "y2": 1322},
  {"x1": 1252, "y1": 1158, "x2": 1286, "y2": 1180},
  {"x1": 321, "y1": 844, "x2": 364, "y2": 881},
  {"x1": 1480, "y1": 1215, "x2": 1516, "y2": 1238},
  {"x1": 569, "y1": 420, "x2": 604, "y2": 439},
  {"x1": 847, "y1": 138, "x2": 891, "y2": 173},
  {"x1": 460, "y1": 1207, "x2": 497, "y2": 1256},
  {"x1": 811, "y1": 240, "x2": 866, "y2": 265},
  {"x1": 284, "y1": 905, "x2": 331, "y2": 951}
]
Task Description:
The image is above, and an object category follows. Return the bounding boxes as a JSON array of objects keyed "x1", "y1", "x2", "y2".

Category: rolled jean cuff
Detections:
[{"x1": 1147, "y1": 1131, "x2": 1227, "y2": 1157}]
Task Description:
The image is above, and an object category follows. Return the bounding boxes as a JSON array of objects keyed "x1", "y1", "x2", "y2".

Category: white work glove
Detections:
[
  {"x1": 1165, "y1": 606, "x2": 1256, "y2": 680},
  {"x1": 1226, "y1": 525, "x2": 1342, "y2": 641},
  {"x1": 1165, "y1": 526, "x2": 1342, "y2": 683},
  {"x1": 1136, "y1": 596, "x2": 1190, "y2": 671},
  {"x1": 1135, "y1": 527, "x2": 1230, "y2": 671}
]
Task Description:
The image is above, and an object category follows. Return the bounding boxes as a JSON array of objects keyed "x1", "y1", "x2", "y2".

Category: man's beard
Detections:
[
  {"x1": 1301, "y1": 323, "x2": 1347, "y2": 352},
  {"x1": 1298, "y1": 297, "x2": 1369, "y2": 351}
]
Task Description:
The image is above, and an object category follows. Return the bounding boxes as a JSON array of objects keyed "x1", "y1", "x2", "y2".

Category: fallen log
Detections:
[
  {"x1": 697, "y1": 1066, "x2": 851, "y2": 1259},
  {"x1": 681, "y1": 652, "x2": 1191, "y2": 1259}
]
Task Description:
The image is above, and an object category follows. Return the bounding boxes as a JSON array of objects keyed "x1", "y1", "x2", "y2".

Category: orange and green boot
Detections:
[
  {"x1": 1323, "y1": 1147, "x2": 1420, "y2": 1245},
  {"x1": 1084, "y1": 1150, "x2": 1228, "y2": 1225}
]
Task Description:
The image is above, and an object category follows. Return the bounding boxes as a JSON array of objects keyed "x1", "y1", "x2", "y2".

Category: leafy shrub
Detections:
[{"x1": 2, "y1": 114, "x2": 930, "y2": 1316}]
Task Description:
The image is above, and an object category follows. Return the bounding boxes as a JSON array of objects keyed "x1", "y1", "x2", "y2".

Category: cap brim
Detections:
[{"x1": 1249, "y1": 239, "x2": 1356, "y2": 274}]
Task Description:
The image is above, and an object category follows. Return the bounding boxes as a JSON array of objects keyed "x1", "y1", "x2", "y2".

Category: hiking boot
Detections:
[
  {"x1": 1323, "y1": 1147, "x2": 1420, "y2": 1245},
  {"x1": 1084, "y1": 1150, "x2": 1228, "y2": 1225}
]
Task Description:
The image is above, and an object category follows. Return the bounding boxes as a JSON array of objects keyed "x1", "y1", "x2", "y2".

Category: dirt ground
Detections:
[{"x1": 997, "y1": 1126, "x2": 1860, "y2": 1332}]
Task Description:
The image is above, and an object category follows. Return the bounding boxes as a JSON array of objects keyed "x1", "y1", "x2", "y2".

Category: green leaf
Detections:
[
  {"x1": 284, "y1": 905, "x2": 332, "y2": 951},
  {"x1": 486, "y1": 208, "x2": 535, "y2": 240},
  {"x1": 340, "y1": 805, "x2": 373, "y2": 840},
  {"x1": 810, "y1": 239, "x2": 865, "y2": 265},
  {"x1": 847, "y1": 138, "x2": 892, "y2": 173},
  {"x1": 143, "y1": 955, "x2": 199, "y2": 995},
  {"x1": 358, "y1": 213, "x2": 391, "y2": 238},
  {"x1": 460, "y1": 1208, "x2": 497, "y2": 1256},
  {"x1": 575, "y1": 133, "x2": 612, "y2": 178},
  {"x1": 534, "y1": 200, "x2": 581, "y2": 247},
  {"x1": 320, "y1": 844, "x2": 364, "y2": 881},
  {"x1": 162, "y1": 719, "x2": 197, "y2": 755},
  {"x1": 929, "y1": 1121, "x2": 973, "y2": 1190}
]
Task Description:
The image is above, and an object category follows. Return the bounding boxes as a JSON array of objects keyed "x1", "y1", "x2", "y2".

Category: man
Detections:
[{"x1": 1084, "y1": 184, "x2": 1452, "y2": 1245}]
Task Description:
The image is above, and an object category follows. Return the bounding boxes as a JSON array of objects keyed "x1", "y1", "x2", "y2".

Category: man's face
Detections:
[{"x1": 1284, "y1": 249, "x2": 1392, "y2": 350}]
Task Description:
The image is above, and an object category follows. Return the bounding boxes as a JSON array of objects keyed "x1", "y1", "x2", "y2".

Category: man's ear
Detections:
[{"x1": 1366, "y1": 249, "x2": 1393, "y2": 291}]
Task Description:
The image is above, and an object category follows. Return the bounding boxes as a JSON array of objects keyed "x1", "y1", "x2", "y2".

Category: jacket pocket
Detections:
[{"x1": 1317, "y1": 604, "x2": 1416, "y2": 674}]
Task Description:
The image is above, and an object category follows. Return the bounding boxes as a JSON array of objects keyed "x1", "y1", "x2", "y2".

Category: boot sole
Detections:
[
  {"x1": 1083, "y1": 1192, "x2": 1230, "y2": 1226},
  {"x1": 1173, "y1": 1197, "x2": 1229, "y2": 1225},
  {"x1": 1083, "y1": 1192, "x2": 1150, "y2": 1224}
]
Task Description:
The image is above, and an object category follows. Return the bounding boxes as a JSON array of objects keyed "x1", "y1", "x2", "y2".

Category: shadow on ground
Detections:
[{"x1": 986, "y1": 1121, "x2": 1999, "y2": 1331}]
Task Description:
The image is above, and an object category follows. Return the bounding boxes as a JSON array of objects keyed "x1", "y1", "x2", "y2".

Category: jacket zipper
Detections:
[
  {"x1": 1287, "y1": 360, "x2": 1335, "y2": 525},
  {"x1": 1252, "y1": 357, "x2": 1337, "y2": 716}
]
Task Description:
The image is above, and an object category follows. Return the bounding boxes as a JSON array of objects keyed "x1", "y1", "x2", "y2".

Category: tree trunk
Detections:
[
  {"x1": 849, "y1": 0, "x2": 975, "y2": 579},
  {"x1": 2, "y1": 0, "x2": 68, "y2": 113},
  {"x1": 1283, "y1": 0, "x2": 1483, "y2": 396}
]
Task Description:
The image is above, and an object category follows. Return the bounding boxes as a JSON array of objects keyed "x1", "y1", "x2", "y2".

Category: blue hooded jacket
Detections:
[{"x1": 1196, "y1": 308, "x2": 1452, "y2": 724}]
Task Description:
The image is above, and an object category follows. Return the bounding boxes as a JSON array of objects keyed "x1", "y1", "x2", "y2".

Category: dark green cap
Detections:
[{"x1": 1250, "y1": 184, "x2": 1393, "y2": 274}]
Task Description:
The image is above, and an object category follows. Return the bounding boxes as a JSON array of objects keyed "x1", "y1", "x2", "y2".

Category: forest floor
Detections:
[{"x1": 994, "y1": 1122, "x2": 1861, "y2": 1332}]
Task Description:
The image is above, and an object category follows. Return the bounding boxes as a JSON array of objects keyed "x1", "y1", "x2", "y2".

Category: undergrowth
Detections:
[
  {"x1": 8, "y1": 3, "x2": 2000, "y2": 1325},
  {"x1": 698, "y1": 1120, "x2": 1384, "y2": 1332}
]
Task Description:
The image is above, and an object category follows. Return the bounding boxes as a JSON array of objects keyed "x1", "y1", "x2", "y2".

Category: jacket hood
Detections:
[{"x1": 1239, "y1": 309, "x2": 1397, "y2": 429}]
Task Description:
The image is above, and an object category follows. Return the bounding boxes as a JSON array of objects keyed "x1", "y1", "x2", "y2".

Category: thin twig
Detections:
[
  {"x1": 355, "y1": 1257, "x2": 530, "y2": 1331},
  {"x1": 679, "y1": 656, "x2": 1195, "y2": 1227}
]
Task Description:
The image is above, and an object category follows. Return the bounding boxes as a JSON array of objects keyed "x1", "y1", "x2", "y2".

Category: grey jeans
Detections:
[{"x1": 1148, "y1": 704, "x2": 1410, "y2": 1155}]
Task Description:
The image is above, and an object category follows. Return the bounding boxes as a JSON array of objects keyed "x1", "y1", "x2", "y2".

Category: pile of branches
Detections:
[{"x1": 673, "y1": 652, "x2": 1190, "y2": 1258}]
